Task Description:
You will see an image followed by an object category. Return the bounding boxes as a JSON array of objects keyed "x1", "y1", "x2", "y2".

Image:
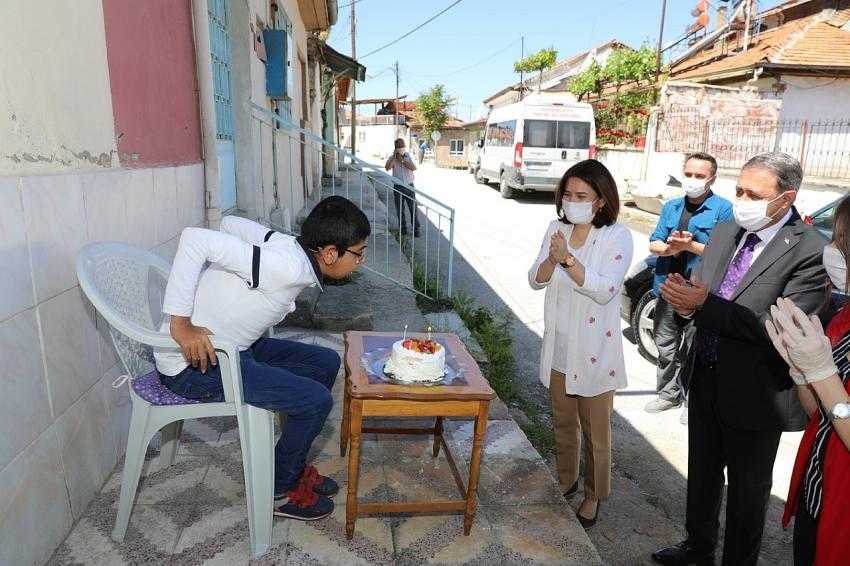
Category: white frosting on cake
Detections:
[{"x1": 384, "y1": 340, "x2": 446, "y2": 383}]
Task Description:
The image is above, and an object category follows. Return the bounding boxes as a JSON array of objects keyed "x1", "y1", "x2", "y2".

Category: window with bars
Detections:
[{"x1": 449, "y1": 139, "x2": 464, "y2": 156}]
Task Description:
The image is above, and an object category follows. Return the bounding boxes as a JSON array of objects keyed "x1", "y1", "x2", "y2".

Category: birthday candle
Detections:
[
  {"x1": 403, "y1": 324, "x2": 408, "y2": 340},
  {"x1": 427, "y1": 325, "x2": 432, "y2": 341}
]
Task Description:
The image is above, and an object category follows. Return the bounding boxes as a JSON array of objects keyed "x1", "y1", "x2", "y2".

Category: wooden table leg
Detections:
[
  {"x1": 464, "y1": 401, "x2": 489, "y2": 535},
  {"x1": 340, "y1": 380, "x2": 351, "y2": 456},
  {"x1": 345, "y1": 400, "x2": 363, "y2": 540},
  {"x1": 432, "y1": 416, "x2": 443, "y2": 457}
]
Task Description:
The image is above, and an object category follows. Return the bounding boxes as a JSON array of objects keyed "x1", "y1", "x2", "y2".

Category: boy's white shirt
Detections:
[{"x1": 154, "y1": 216, "x2": 321, "y2": 376}]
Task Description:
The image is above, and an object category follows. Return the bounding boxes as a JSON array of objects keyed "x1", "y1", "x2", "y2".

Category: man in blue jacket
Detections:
[{"x1": 644, "y1": 153, "x2": 733, "y2": 422}]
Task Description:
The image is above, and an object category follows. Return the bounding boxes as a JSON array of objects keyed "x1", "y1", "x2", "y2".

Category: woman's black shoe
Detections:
[
  {"x1": 576, "y1": 500, "x2": 600, "y2": 529},
  {"x1": 563, "y1": 480, "x2": 579, "y2": 498}
]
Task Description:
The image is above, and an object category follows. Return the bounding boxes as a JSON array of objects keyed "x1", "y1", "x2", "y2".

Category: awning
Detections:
[{"x1": 317, "y1": 41, "x2": 366, "y2": 82}]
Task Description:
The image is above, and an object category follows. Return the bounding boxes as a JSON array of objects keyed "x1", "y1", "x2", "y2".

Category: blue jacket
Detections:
[{"x1": 650, "y1": 192, "x2": 734, "y2": 296}]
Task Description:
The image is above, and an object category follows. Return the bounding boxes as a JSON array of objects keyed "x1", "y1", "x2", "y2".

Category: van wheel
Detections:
[
  {"x1": 474, "y1": 168, "x2": 487, "y2": 184},
  {"x1": 499, "y1": 172, "x2": 514, "y2": 199}
]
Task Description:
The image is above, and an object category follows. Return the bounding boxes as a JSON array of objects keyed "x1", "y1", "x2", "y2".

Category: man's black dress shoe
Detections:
[{"x1": 651, "y1": 541, "x2": 714, "y2": 565}]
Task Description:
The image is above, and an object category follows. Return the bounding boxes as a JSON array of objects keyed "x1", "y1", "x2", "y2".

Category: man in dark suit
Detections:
[{"x1": 651, "y1": 152, "x2": 828, "y2": 566}]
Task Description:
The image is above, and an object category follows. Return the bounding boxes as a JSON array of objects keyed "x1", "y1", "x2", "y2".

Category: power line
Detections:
[
  {"x1": 328, "y1": 13, "x2": 351, "y2": 45},
  {"x1": 359, "y1": 0, "x2": 465, "y2": 59},
  {"x1": 338, "y1": 0, "x2": 367, "y2": 8},
  {"x1": 406, "y1": 37, "x2": 522, "y2": 79},
  {"x1": 366, "y1": 66, "x2": 394, "y2": 80}
]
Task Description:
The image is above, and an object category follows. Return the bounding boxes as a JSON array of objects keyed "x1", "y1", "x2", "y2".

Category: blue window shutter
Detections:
[{"x1": 263, "y1": 29, "x2": 287, "y2": 100}]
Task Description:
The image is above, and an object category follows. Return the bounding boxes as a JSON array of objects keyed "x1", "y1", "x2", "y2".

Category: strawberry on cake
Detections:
[{"x1": 383, "y1": 338, "x2": 446, "y2": 383}]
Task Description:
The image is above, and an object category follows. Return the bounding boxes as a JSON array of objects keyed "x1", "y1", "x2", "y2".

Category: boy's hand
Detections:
[{"x1": 170, "y1": 316, "x2": 217, "y2": 372}]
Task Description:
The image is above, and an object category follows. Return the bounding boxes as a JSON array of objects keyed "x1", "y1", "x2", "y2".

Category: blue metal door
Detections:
[{"x1": 208, "y1": 0, "x2": 236, "y2": 211}]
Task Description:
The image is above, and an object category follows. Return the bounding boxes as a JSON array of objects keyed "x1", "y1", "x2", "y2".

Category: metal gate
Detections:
[{"x1": 208, "y1": 0, "x2": 237, "y2": 211}]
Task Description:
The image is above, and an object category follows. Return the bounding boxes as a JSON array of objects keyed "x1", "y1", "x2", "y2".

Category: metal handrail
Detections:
[{"x1": 249, "y1": 101, "x2": 455, "y2": 297}]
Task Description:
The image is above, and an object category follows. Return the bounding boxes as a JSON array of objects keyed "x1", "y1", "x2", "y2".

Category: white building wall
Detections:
[
  {"x1": 237, "y1": 0, "x2": 327, "y2": 229},
  {"x1": 777, "y1": 76, "x2": 850, "y2": 121},
  {"x1": 776, "y1": 77, "x2": 850, "y2": 179},
  {"x1": 0, "y1": 1, "x2": 118, "y2": 175},
  {"x1": 340, "y1": 124, "x2": 408, "y2": 160},
  {"x1": 0, "y1": 4, "x2": 206, "y2": 564},
  {"x1": 0, "y1": 164, "x2": 205, "y2": 566}
]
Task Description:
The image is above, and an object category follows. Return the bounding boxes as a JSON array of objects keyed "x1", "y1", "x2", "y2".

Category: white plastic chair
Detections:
[{"x1": 76, "y1": 242, "x2": 274, "y2": 558}]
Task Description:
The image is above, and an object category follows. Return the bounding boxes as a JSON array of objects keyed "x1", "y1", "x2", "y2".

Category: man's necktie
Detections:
[{"x1": 695, "y1": 233, "x2": 762, "y2": 364}]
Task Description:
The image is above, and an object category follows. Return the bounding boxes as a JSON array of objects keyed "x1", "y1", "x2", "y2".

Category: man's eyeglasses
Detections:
[{"x1": 345, "y1": 247, "x2": 367, "y2": 264}]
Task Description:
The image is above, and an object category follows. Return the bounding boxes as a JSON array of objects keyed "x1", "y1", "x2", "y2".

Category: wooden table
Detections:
[{"x1": 341, "y1": 331, "x2": 495, "y2": 539}]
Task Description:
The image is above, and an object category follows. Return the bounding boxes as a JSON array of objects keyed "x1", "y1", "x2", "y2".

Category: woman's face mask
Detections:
[
  {"x1": 824, "y1": 244, "x2": 848, "y2": 293},
  {"x1": 561, "y1": 198, "x2": 598, "y2": 225}
]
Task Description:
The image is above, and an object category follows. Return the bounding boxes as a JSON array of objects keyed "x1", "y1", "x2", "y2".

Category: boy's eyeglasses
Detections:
[{"x1": 345, "y1": 248, "x2": 366, "y2": 264}]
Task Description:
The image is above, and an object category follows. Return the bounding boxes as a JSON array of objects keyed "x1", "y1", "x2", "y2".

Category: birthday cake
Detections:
[{"x1": 383, "y1": 338, "x2": 446, "y2": 383}]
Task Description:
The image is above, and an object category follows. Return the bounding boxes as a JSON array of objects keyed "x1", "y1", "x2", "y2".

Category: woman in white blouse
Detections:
[{"x1": 529, "y1": 159, "x2": 633, "y2": 529}]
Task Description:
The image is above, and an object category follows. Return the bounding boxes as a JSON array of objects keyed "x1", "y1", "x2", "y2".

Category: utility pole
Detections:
[
  {"x1": 394, "y1": 61, "x2": 399, "y2": 126},
  {"x1": 350, "y1": 0, "x2": 357, "y2": 155},
  {"x1": 519, "y1": 35, "x2": 525, "y2": 100},
  {"x1": 655, "y1": 0, "x2": 667, "y2": 81},
  {"x1": 654, "y1": 0, "x2": 667, "y2": 103}
]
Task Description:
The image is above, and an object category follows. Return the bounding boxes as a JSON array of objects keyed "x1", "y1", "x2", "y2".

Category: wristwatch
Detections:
[
  {"x1": 561, "y1": 256, "x2": 576, "y2": 269},
  {"x1": 830, "y1": 401, "x2": 850, "y2": 421}
]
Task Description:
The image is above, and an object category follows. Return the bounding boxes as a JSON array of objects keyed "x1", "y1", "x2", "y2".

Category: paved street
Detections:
[{"x1": 410, "y1": 162, "x2": 802, "y2": 565}]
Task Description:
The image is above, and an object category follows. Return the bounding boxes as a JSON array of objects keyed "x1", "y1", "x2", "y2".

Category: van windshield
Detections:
[{"x1": 523, "y1": 120, "x2": 590, "y2": 149}]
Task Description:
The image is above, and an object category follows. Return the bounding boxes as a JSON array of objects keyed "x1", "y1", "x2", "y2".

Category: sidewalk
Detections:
[{"x1": 48, "y1": 328, "x2": 601, "y2": 565}]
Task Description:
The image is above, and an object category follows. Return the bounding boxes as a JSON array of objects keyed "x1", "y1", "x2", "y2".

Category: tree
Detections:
[
  {"x1": 601, "y1": 45, "x2": 657, "y2": 86},
  {"x1": 568, "y1": 61, "x2": 603, "y2": 101},
  {"x1": 513, "y1": 47, "x2": 558, "y2": 92},
  {"x1": 416, "y1": 85, "x2": 453, "y2": 141},
  {"x1": 568, "y1": 44, "x2": 658, "y2": 101}
]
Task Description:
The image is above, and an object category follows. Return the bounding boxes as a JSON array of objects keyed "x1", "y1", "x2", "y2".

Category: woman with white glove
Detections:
[{"x1": 765, "y1": 202, "x2": 850, "y2": 566}]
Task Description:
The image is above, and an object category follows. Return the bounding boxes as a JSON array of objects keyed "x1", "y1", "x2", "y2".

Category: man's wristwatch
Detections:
[
  {"x1": 561, "y1": 256, "x2": 576, "y2": 269},
  {"x1": 830, "y1": 401, "x2": 850, "y2": 421}
]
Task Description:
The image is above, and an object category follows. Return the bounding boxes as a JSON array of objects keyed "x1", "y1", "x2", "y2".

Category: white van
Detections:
[{"x1": 474, "y1": 93, "x2": 596, "y2": 198}]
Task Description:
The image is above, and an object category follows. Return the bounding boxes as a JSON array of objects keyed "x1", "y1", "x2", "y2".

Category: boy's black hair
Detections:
[{"x1": 300, "y1": 196, "x2": 371, "y2": 252}]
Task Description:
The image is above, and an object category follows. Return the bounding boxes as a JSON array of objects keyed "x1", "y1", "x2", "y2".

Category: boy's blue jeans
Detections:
[{"x1": 159, "y1": 337, "x2": 340, "y2": 495}]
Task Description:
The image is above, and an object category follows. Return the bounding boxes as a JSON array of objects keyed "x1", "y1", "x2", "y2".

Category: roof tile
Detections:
[{"x1": 671, "y1": 3, "x2": 850, "y2": 79}]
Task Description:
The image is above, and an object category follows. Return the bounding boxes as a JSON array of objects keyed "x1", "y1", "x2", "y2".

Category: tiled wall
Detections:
[{"x1": 0, "y1": 163, "x2": 205, "y2": 566}]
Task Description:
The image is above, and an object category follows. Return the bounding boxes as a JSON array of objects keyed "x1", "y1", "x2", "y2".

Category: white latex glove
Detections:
[
  {"x1": 769, "y1": 297, "x2": 836, "y2": 383},
  {"x1": 765, "y1": 316, "x2": 807, "y2": 386}
]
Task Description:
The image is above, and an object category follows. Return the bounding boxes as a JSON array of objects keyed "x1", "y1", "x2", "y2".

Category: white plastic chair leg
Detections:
[
  {"x1": 239, "y1": 405, "x2": 275, "y2": 558},
  {"x1": 112, "y1": 401, "x2": 153, "y2": 542},
  {"x1": 157, "y1": 419, "x2": 183, "y2": 470}
]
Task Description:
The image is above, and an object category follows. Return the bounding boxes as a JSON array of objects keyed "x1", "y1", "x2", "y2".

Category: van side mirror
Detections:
[{"x1": 477, "y1": 139, "x2": 484, "y2": 148}]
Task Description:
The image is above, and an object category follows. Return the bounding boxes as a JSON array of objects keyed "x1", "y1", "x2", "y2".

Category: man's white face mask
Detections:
[
  {"x1": 733, "y1": 194, "x2": 785, "y2": 232},
  {"x1": 681, "y1": 177, "x2": 709, "y2": 199}
]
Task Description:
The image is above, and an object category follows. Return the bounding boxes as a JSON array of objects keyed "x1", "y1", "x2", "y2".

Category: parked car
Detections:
[
  {"x1": 621, "y1": 196, "x2": 842, "y2": 365},
  {"x1": 804, "y1": 196, "x2": 841, "y2": 239},
  {"x1": 474, "y1": 93, "x2": 596, "y2": 198}
]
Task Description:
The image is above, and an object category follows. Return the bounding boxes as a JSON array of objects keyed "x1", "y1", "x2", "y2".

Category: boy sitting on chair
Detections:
[{"x1": 154, "y1": 196, "x2": 370, "y2": 521}]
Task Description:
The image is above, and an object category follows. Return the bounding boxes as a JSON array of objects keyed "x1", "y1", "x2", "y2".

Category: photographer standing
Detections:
[{"x1": 385, "y1": 138, "x2": 420, "y2": 237}]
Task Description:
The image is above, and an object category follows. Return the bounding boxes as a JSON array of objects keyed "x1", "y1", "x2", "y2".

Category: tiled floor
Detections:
[{"x1": 48, "y1": 329, "x2": 600, "y2": 565}]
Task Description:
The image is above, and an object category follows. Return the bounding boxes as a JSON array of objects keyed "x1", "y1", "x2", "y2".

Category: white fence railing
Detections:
[{"x1": 250, "y1": 102, "x2": 455, "y2": 299}]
